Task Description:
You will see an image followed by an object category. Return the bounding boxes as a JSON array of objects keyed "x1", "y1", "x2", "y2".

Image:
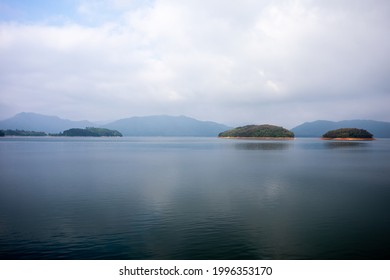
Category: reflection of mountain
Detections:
[
  {"x1": 292, "y1": 120, "x2": 390, "y2": 138},
  {"x1": 234, "y1": 142, "x2": 291, "y2": 150}
]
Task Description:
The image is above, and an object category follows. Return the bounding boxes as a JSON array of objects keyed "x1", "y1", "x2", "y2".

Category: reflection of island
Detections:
[
  {"x1": 51, "y1": 127, "x2": 122, "y2": 137},
  {"x1": 321, "y1": 128, "x2": 374, "y2": 141},
  {"x1": 235, "y1": 142, "x2": 291, "y2": 150},
  {"x1": 219, "y1": 124, "x2": 294, "y2": 140},
  {"x1": 324, "y1": 141, "x2": 368, "y2": 149}
]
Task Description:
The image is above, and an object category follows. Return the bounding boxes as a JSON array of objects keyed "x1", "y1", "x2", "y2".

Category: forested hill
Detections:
[
  {"x1": 54, "y1": 127, "x2": 122, "y2": 137},
  {"x1": 0, "y1": 129, "x2": 47, "y2": 136},
  {"x1": 322, "y1": 128, "x2": 373, "y2": 139},
  {"x1": 219, "y1": 124, "x2": 294, "y2": 138}
]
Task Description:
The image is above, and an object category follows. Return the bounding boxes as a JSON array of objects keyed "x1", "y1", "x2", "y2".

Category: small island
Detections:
[
  {"x1": 322, "y1": 128, "x2": 374, "y2": 141},
  {"x1": 218, "y1": 124, "x2": 294, "y2": 139},
  {"x1": 52, "y1": 127, "x2": 122, "y2": 137}
]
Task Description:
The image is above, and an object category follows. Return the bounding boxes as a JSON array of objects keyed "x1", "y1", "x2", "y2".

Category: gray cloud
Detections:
[{"x1": 0, "y1": 0, "x2": 389, "y2": 127}]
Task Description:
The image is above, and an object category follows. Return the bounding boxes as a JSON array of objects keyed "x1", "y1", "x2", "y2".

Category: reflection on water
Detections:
[
  {"x1": 323, "y1": 141, "x2": 369, "y2": 149},
  {"x1": 0, "y1": 137, "x2": 390, "y2": 260},
  {"x1": 234, "y1": 141, "x2": 291, "y2": 150}
]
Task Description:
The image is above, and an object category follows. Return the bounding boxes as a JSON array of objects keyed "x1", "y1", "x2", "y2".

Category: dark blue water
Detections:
[{"x1": 1, "y1": 137, "x2": 390, "y2": 259}]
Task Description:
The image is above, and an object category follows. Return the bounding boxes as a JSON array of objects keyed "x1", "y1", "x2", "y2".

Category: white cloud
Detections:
[{"x1": 0, "y1": 0, "x2": 389, "y2": 126}]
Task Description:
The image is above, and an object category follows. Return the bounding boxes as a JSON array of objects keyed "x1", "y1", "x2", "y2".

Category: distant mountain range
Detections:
[
  {"x1": 291, "y1": 120, "x2": 390, "y2": 138},
  {"x1": 1, "y1": 113, "x2": 390, "y2": 138},
  {"x1": 104, "y1": 115, "x2": 231, "y2": 136},
  {"x1": 0, "y1": 112, "x2": 231, "y2": 137},
  {"x1": 0, "y1": 112, "x2": 94, "y2": 134}
]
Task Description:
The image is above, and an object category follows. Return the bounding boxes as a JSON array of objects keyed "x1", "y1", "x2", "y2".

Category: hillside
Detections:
[
  {"x1": 55, "y1": 127, "x2": 122, "y2": 137},
  {"x1": 292, "y1": 120, "x2": 390, "y2": 138},
  {"x1": 104, "y1": 115, "x2": 231, "y2": 136},
  {"x1": 219, "y1": 124, "x2": 294, "y2": 138},
  {"x1": 322, "y1": 128, "x2": 373, "y2": 140},
  {"x1": 0, "y1": 112, "x2": 94, "y2": 134}
]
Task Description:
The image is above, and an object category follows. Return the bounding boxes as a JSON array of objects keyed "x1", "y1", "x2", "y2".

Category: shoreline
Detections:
[
  {"x1": 321, "y1": 137, "x2": 375, "y2": 141},
  {"x1": 219, "y1": 137, "x2": 295, "y2": 140}
]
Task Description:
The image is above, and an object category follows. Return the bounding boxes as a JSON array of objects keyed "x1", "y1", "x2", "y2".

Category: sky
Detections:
[{"x1": 0, "y1": 0, "x2": 389, "y2": 128}]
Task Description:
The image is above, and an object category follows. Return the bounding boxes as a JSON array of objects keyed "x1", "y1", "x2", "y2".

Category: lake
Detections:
[{"x1": 0, "y1": 137, "x2": 389, "y2": 259}]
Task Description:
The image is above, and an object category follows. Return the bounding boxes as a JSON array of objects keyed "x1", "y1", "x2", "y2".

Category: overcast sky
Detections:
[{"x1": 0, "y1": 0, "x2": 389, "y2": 128}]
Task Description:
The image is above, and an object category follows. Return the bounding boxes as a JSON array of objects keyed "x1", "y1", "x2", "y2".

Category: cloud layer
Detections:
[{"x1": 1, "y1": 0, "x2": 389, "y2": 127}]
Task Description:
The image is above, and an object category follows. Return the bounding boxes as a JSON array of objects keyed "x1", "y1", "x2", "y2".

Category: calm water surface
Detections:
[{"x1": 0, "y1": 137, "x2": 389, "y2": 259}]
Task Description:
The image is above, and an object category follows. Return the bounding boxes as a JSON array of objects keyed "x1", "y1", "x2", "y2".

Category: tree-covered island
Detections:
[
  {"x1": 322, "y1": 128, "x2": 374, "y2": 140},
  {"x1": 52, "y1": 127, "x2": 122, "y2": 137},
  {"x1": 0, "y1": 129, "x2": 47, "y2": 136},
  {"x1": 218, "y1": 124, "x2": 294, "y2": 139}
]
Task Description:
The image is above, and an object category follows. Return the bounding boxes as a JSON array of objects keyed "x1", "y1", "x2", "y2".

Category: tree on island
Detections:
[
  {"x1": 219, "y1": 124, "x2": 294, "y2": 138},
  {"x1": 322, "y1": 128, "x2": 373, "y2": 139}
]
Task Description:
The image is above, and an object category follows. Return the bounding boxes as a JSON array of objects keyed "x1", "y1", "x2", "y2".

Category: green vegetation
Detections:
[
  {"x1": 322, "y1": 128, "x2": 373, "y2": 139},
  {"x1": 219, "y1": 124, "x2": 294, "y2": 138},
  {"x1": 53, "y1": 127, "x2": 122, "y2": 137},
  {"x1": 0, "y1": 129, "x2": 47, "y2": 136}
]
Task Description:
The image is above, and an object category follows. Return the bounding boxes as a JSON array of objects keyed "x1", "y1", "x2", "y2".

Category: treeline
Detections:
[
  {"x1": 0, "y1": 127, "x2": 122, "y2": 137},
  {"x1": 52, "y1": 127, "x2": 122, "y2": 137},
  {"x1": 0, "y1": 129, "x2": 47, "y2": 136},
  {"x1": 322, "y1": 128, "x2": 373, "y2": 139},
  {"x1": 219, "y1": 124, "x2": 294, "y2": 138}
]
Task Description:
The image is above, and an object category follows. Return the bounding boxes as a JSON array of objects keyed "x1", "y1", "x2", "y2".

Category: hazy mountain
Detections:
[
  {"x1": 104, "y1": 115, "x2": 231, "y2": 136},
  {"x1": 292, "y1": 120, "x2": 390, "y2": 138},
  {"x1": 0, "y1": 113, "x2": 231, "y2": 136},
  {"x1": 0, "y1": 112, "x2": 94, "y2": 133},
  {"x1": 5, "y1": 113, "x2": 387, "y2": 138}
]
